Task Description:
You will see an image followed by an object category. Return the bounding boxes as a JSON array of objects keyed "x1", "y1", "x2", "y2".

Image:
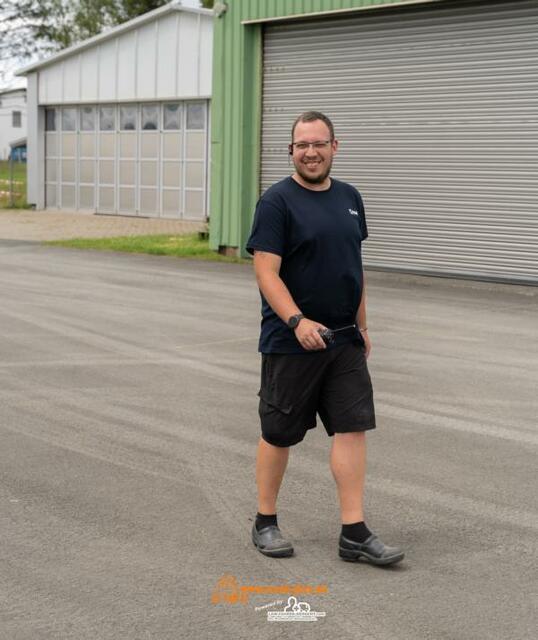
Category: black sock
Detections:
[
  {"x1": 256, "y1": 512, "x2": 277, "y2": 531},
  {"x1": 341, "y1": 521, "x2": 372, "y2": 543}
]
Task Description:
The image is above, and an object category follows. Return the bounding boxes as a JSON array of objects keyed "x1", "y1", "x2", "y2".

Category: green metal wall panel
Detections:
[
  {"x1": 238, "y1": 0, "x2": 399, "y2": 19},
  {"x1": 209, "y1": 0, "x2": 444, "y2": 253}
]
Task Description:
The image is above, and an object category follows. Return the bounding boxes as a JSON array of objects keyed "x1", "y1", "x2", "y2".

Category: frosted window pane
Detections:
[
  {"x1": 119, "y1": 161, "x2": 136, "y2": 186},
  {"x1": 45, "y1": 109, "x2": 57, "y2": 131},
  {"x1": 62, "y1": 108, "x2": 76, "y2": 131},
  {"x1": 119, "y1": 134, "x2": 136, "y2": 158},
  {"x1": 100, "y1": 106, "x2": 115, "y2": 131},
  {"x1": 185, "y1": 132, "x2": 204, "y2": 159},
  {"x1": 46, "y1": 133, "x2": 57, "y2": 157},
  {"x1": 61, "y1": 160, "x2": 75, "y2": 183},
  {"x1": 62, "y1": 185, "x2": 76, "y2": 208},
  {"x1": 99, "y1": 160, "x2": 115, "y2": 184},
  {"x1": 163, "y1": 162, "x2": 181, "y2": 188},
  {"x1": 46, "y1": 159, "x2": 57, "y2": 182},
  {"x1": 140, "y1": 189, "x2": 157, "y2": 212},
  {"x1": 79, "y1": 186, "x2": 94, "y2": 208},
  {"x1": 46, "y1": 185, "x2": 57, "y2": 207},
  {"x1": 185, "y1": 163, "x2": 204, "y2": 189},
  {"x1": 120, "y1": 105, "x2": 137, "y2": 131},
  {"x1": 140, "y1": 161, "x2": 157, "y2": 187},
  {"x1": 163, "y1": 190, "x2": 180, "y2": 215},
  {"x1": 184, "y1": 190, "x2": 204, "y2": 217},
  {"x1": 163, "y1": 103, "x2": 181, "y2": 130},
  {"x1": 79, "y1": 160, "x2": 95, "y2": 183},
  {"x1": 61, "y1": 134, "x2": 76, "y2": 157},
  {"x1": 119, "y1": 189, "x2": 135, "y2": 211},
  {"x1": 99, "y1": 187, "x2": 115, "y2": 209},
  {"x1": 186, "y1": 103, "x2": 205, "y2": 130},
  {"x1": 163, "y1": 133, "x2": 181, "y2": 159},
  {"x1": 80, "y1": 134, "x2": 95, "y2": 157},
  {"x1": 99, "y1": 134, "x2": 115, "y2": 158},
  {"x1": 142, "y1": 104, "x2": 159, "y2": 130},
  {"x1": 80, "y1": 107, "x2": 95, "y2": 131},
  {"x1": 140, "y1": 134, "x2": 159, "y2": 158}
]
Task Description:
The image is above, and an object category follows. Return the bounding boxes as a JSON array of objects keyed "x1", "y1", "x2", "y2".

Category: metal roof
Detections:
[
  {"x1": 17, "y1": 1, "x2": 213, "y2": 76},
  {"x1": 0, "y1": 87, "x2": 27, "y2": 96},
  {"x1": 9, "y1": 137, "x2": 27, "y2": 148}
]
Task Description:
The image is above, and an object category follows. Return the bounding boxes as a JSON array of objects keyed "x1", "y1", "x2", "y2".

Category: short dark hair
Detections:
[{"x1": 291, "y1": 111, "x2": 335, "y2": 142}]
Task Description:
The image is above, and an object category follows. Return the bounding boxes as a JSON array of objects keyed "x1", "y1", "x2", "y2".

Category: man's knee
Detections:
[{"x1": 334, "y1": 431, "x2": 366, "y2": 443}]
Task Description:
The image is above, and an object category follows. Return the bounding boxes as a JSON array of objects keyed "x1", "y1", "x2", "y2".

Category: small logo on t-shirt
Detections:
[{"x1": 348, "y1": 209, "x2": 358, "y2": 216}]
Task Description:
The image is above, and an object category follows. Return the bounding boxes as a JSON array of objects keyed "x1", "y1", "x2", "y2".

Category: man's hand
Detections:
[
  {"x1": 294, "y1": 318, "x2": 328, "y2": 351},
  {"x1": 362, "y1": 329, "x2": 371, "y2": 359}
]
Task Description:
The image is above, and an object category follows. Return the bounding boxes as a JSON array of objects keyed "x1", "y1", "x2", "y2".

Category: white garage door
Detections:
[
  {"x1": 44, "y1": 101, "x2": 208, "y2": 220},
  {"x1": 261, "y1": 0, "x2": 538, "y2": 284}
]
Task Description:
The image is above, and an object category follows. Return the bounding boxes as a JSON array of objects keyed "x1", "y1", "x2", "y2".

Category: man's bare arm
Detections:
[
  {"x1": 356, "y1": 274, "x2": 371, "y2": 358},
  {"x1": 253, "y1": 250, "x2": 327, "y2": 350},
  {"x1": 252, "y1": 251, "x2": 299, "y2": 323}
]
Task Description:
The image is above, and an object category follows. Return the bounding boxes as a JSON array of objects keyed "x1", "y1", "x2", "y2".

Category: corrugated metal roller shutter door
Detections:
[{"x1": 261, "y1": 0, "x2": 538, "y2": 283}]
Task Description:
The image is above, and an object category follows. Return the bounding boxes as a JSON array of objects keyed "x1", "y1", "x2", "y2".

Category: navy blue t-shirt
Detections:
[{"x1": 246, "y1": 176, "x2": 368, "y2": 354}]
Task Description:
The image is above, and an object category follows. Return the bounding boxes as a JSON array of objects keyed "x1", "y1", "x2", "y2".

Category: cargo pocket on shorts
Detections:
[
  {"x1": 258, "y1": 389, "x2": 293, "y2": 417},
  {"x1": 258, "y1": 388, "x2": 295, "y2": 447},
  {"x1": 258, "y1": 355, "x2": 293, "y2": 414},
  {"x1": 258, "y1": 355, "x2": 300, "y2": 447}
]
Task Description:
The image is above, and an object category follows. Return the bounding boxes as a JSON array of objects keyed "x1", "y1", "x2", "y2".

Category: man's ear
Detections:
[{"x1": 288, "y1": 145, "x2": 293, "y2": 156}]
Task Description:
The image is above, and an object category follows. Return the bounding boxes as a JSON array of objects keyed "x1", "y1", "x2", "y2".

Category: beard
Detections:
[{"x1": 294, "y1": 157, "x2": 333, "y2": 184}]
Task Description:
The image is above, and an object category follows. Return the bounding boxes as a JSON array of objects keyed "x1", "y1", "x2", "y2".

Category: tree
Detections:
[
  {"x1": 0, "y1": 0, "x2": 169, "y2": 80},
  {"x1": 199, "y1": 0, "x2": 214, "y2": 8},
  {"x1": 1, "y1": 1, "x2": 75, "y2": 63}
]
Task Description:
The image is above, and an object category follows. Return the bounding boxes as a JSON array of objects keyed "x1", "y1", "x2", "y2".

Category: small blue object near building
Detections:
[{"x1": 9, "y1": 138, "x2": 27, "y2": 162}]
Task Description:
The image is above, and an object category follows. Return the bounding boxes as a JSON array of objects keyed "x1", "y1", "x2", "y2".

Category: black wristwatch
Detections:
[{"x1": 287, "y1": 313, "x2": 304, "y2": 329}]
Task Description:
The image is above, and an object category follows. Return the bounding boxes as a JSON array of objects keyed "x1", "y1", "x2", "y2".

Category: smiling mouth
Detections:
[{"x1": 304, "y1": 160, "x2": 321, "y2": 169}]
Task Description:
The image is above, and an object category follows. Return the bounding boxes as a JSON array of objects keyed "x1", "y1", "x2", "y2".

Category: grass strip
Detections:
[
  {"x1": 0, "y1": 160, "x2": 29, "y2": 209},
  {"x1": 46, "y1": 233, "x2": 250, "y2": 263}
]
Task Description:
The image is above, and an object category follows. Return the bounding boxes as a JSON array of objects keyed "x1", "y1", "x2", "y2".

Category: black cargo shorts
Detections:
[{"x1": 258, "y1": 341, "x2": 376, "y2": 447}]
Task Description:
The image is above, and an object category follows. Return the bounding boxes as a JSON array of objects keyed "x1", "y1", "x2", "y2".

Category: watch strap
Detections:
[{"x1": 287, "y1": 313, "x2": 304, "y2": 329}]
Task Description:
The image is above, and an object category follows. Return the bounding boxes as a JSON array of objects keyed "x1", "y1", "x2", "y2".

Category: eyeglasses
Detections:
[{"x1": 290, "y1": 140, "x2": 332, "y2": 151}]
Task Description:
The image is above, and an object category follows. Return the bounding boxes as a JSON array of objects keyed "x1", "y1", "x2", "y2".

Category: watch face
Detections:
[{"x1": 288, "y1": 314, "x2": 302, "y2": 329}]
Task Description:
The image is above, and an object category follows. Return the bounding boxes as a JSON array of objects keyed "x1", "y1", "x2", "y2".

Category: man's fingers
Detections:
[
  {"x1": 294, "y1": 319, "x2": 328, "y2": 350},
  {"x1": 301, "y1": 333, "x2": 325, "y2": 350},
  {"x1": 308, "y1": 333, "x2": 326, "y2": 350}
]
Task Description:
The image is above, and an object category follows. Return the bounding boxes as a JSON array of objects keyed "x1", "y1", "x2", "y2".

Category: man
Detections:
[{"x1": 245, "y1": 111, "x2": 404, "y2": 566}]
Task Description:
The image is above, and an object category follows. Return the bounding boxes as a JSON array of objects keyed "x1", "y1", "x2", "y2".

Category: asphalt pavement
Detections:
[{"x1": 0, "y1": 239, "x2": 536, "y2": 640}]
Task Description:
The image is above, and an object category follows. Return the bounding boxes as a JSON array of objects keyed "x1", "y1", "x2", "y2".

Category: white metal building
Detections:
[
  {"x1": 18, "y1": 1, "x2": 213, "y2": 220},
  {"x1": 0, "y1": 88, "x2": 27, "y2": 161}
]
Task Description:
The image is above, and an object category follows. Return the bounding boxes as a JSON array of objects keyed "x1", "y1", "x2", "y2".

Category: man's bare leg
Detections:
[
  {"x1": 331, "y1": 431, "x2": 405, "y2": 565},
  {"x1": 256, "y1": 437, "x2": 289, "y2": 514},
  {"x1": 252, "y1": 437, "x2": 294, "y2": 557},
  {"x1": 330, "y1": 431, "x2": 366, "y2": 523}
]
